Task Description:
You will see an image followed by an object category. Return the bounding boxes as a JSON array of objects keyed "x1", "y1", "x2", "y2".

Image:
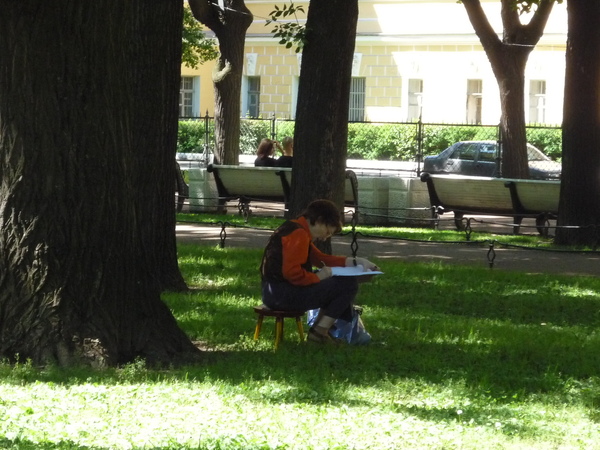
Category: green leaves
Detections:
[
  {"x1": 266, "y1": 3, "x2": 306, "y2": 53},
  {"x1": 182, "y1": 5, "x2": 219, "y2": 69}
]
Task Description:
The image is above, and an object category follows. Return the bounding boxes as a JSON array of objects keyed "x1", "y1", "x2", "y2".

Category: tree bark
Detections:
[
  {"x1": 0, "y1": 1, "x2": 200, "y2": 366},
  {"x1": 555, "y1": 0, "x2": 600, "y2": 245},
  {"x1": 461, "y1": 0, "x2": 555, "y2": 179},
  {"x1": 130, "y1": 0, "x2": 188, "y2": 292},
  {"x1": 289, "y1": 0, "x2": 359, "y2": 219},
  {"x1": 495, "y1": 52, "x2": 529, "y2": 179},
  {"x1": 189, "y1": 0, "x2": 253, "y2": 165}
]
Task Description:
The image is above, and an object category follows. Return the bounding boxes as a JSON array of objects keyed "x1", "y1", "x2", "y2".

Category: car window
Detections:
[
  {"x1": 478, "y1": 144, "x2": 497, "y2": 162},
  {"x1": 526, "y1": 144, "x2": 550, "y2": 161},
  {"x1": 450, "y1": 143, "x2": 477, "y2": 161}
]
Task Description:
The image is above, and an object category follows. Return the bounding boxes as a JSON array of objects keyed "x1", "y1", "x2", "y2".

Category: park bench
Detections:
[
  {"x1": 207, "y1": 164, "x2": 359, "y2": 219},
  {"x1": 420, "y1": 173, "x2": 560, "y2": 234},
  {"x1": 503, "y1": 179, "x2": 560, "y2": 233}
]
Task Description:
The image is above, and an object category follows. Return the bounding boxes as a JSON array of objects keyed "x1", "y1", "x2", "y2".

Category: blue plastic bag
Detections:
[{"x1": 307, "y1": 305, "x2": 371, "y2": 345}]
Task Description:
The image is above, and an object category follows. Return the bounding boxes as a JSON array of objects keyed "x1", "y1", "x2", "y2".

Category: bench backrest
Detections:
[
  {"x1": 421, "y1": 174, "x2": 514, "y2": 214},
  {"x1": 208, "y1": 164, "x2": 358, "y2": 208},
  {"x1": 504, "y1": 179, "x2": 560, "y2": 214},
  {"x1": 421, "y1": 173, "x2": 561, "y2": 218},
  {"x1": 207, "y1": 165, "x2": 291, "y2": 201}
]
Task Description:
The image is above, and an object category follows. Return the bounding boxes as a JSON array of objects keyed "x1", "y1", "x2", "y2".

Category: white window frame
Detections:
[
  {"x1": 529, "y1": 80, "x2": 547, "y2": 124},
  {"x1": 349, "y1": 77, "x2": 366, "y2": 122},
  {"x1": 179, "y1": 76, "x2": 200, "y2": 118},
  {"x1": 241, "y1": 76, "x2": 260, "y2": 118},
  {"x1": 466, "y1": 79, "x2": 483, "y2": 124},
  {"x1": 407, "y1": 78, "x2": 423, "y2": 121}
]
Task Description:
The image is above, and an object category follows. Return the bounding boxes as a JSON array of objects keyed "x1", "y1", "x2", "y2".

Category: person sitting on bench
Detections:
[
  {"x1": 254, "y1": 138, "x2": 281, "y2": 167},
  {"x1": 276, "y1": 136, "x2": 294, "y2": 167}
]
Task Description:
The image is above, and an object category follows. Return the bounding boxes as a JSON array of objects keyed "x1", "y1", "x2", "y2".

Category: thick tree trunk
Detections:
[
  {"x1": 494, "y1": 54, "x2": 530, "y2": 179},
  {"x1": 289, "y1": 0, "x2": 359, "y2": 219},
  {"x1": 130, "y1": 0, "x2": 188, "y2": 292},
  {"x1": 212, "y1": 32, "x2": 247, "y2": 165},
  {"x1": 555, "y1": 0, "x2": 600, "y2": 246},
  {"x1": 0, "y1": 1, "x2": 200, "y2": 366},
  {"x1": 189, "y1": 0, "x2": 252, "y2": 165}
]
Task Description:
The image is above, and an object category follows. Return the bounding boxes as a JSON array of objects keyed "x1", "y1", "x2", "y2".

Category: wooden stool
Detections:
[{"x1": 253, "y1": 305, "x2": 305, "y2": 350}]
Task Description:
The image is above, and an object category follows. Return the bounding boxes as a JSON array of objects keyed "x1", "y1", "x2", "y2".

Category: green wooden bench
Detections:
[{"x1": 420, "y1": 172, "x2": 559, "y2": 234}]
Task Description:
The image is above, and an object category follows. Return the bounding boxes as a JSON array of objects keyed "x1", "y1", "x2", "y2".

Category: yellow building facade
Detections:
[{"x1": 181, "y1": 0, "x2": 568, "y2": 125}]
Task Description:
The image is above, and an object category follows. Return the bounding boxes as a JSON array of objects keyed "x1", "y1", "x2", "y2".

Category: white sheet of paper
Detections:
[{"x1": 330, "y1": 265, "x2": 383, "y2": 277}]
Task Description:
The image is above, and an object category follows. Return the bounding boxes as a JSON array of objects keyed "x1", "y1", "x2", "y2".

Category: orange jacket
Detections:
[{"x1": 261, "y1": 216, "x2": 346, "y2": 286}]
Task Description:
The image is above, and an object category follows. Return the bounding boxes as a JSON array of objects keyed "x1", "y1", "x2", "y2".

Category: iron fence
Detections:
[{"x1": 178, "y1": 114, "x2": 562, "y2": 177}]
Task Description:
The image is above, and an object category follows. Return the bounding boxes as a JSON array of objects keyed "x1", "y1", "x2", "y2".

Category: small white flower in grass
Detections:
[{"x1": 456, "y1": 409, "x2": 463, "y2": 415}]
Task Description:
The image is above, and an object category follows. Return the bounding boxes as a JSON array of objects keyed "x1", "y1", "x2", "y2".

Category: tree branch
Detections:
[
  {"x1": 522, "y1": 0, "x2": 556, "y2": 44},
  {"x1": 461, "y1": 0, "x2": 502, "y2": 53},
  {"x1": 501, "y1": 0, "x2": 522, "y2": 42},
  {"x1": 188, "y1": 0, "x2": 252, "y2": 40},
  {"x1": 188, "y1": 0, "x2": 224, "y2": 34}
]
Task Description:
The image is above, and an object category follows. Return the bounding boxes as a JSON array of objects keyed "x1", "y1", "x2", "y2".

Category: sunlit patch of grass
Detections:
[{"x1": 1, "y1": 245, "x2": 600, "y2": 448}]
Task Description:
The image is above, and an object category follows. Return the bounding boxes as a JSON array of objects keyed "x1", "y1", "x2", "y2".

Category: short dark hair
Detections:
[{"x1": 301, "y1": 199, "x2": 342, "y2": 234}]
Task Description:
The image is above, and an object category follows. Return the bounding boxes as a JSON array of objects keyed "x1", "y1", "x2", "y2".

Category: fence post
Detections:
[
  {"x1": 270, "y1": 114, "x2": 276, "y2": 141},
  {"x1": 416, "y1": 117, "x2": 423, "y2": 176},
  {"x1": 496, "y1": 121, "x2": 503, "y2": 178},
  {"x1": 203, "y1": 109, "x2": 211, "y2": 167}
]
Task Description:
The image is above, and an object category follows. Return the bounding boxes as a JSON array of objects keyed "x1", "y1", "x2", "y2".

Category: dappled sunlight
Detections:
[{"x1": 5, "y1": 245, "x2": 594, "y2": 447}]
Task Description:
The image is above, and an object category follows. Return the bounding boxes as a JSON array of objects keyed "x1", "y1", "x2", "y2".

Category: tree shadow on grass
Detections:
[
  {"x1": 5, "y1": 247, "x2": 600, "y2": 422},
  {"x1": 169, "y1": 247, "x2": 600, "y2": 404},
  {"x1": 164, "y1": 255, "x2": 600, "y2": 407}
]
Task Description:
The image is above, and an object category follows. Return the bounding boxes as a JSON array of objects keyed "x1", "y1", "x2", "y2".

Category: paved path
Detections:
[{"x1": 176, "y1": 222, "x2": 600, "y2": 277}]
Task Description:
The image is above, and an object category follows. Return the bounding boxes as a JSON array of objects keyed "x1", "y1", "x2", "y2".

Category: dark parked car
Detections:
[{"x1": 423, "y1": 140, "x2": 561, "y2": 179}]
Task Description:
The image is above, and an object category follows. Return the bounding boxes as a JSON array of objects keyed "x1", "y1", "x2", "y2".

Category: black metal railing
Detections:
[{"x1": 178, "y1": 114, "x2": 562, "y2": 177}]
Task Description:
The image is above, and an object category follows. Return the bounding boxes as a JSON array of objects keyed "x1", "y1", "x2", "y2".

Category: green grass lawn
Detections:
[{"x1": 1, "y1": 244, "x2": 599, "y2": 449}]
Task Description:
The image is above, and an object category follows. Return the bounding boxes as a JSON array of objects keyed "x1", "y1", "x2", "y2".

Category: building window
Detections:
[
  {"x1": 349, "y1": 77, "x2": 366, "y2": 122},
  {"x1": 529, "y1": 80, "x2": 546, "y2": 124},
  {"x1": 291, "y1": 76, "x2": 300, "y2": 119},
  {"x1": 466, "y1": 79, "x2": 482, "y2": 124},
  {"x1": 179, "y1": 77, "x2": 195, "y2": 118},
  {"x1": 407, "y1": 79, "x2": 423, "y2": 121},
  {"x1": 244, "y1": 76, "x2": 261, "y2": 118}
]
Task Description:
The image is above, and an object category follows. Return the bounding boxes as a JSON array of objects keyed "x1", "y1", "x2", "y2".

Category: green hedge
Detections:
[
  {"x1": 239, "y1": 119, "x2": 272, "y2": 155},
  {"x1": 177, "y1": 120, "x2": 210, "y2": 153},
  {"x1": 178, "y1": 120, "x2": 562, "y2": 161},
  {"x1": 527, "y1": 127, "x2": 562, "y2": 161}
]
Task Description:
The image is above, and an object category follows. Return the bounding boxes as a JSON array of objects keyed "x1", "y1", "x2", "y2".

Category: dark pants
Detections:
[{"x1": 262, "y1": 277, "x2": 359, "y2": 321}]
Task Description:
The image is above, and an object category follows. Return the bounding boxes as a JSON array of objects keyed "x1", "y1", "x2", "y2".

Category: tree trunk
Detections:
[
  {"x1": 189, "y1": 0, "x2": 253, "y2": 165},
  {"x1": 130, "y1": 0, "x2": 188, "y2": 292},
  {"x1": 461, "y1": 0, "x2": 555, "y2": 180},
  {"x1": 494, "y1": 53, "x2": 530, "y2": 179},
  {"x1": 0, "y1": 1, "x2": 200, "y2": 367},
  {"x1": 289, "y1": 0, "x2": 359, "y2": 219},
  {"x1": 555, "y1": 0, "x2": 600, "y2": 246}
]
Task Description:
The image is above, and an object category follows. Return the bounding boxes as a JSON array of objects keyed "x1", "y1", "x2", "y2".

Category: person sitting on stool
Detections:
[{"x1": 259, "y1": 199, "x2": 378, "y2": 344}]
